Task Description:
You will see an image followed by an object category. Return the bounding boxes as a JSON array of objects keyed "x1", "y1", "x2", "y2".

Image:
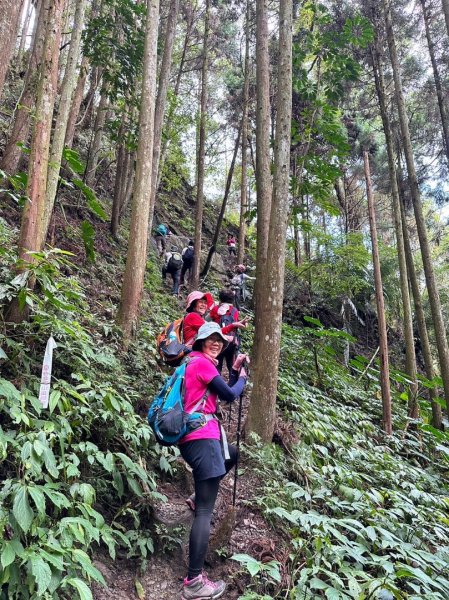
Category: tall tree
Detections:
[
  {"x1": 64, "y1": 56, "x2": 89, "y2": 148},
  {"x1": 397, "y1": 159, "x2": 443, "y2": 429},
  {"x1": 116, "y1": 0, "x2": 160, "y2": 344},
  {"x1": 237, "y1": 0, "x2": 251, "y2": 266},
  {"x1": 201, "y1": 125, "x2": 242, "y2": 278},
  {"x1": 383, "y1": 0, "x2": 449, "y2": 417},
  {"x1": 18, "y1": 0, "x2": 65, "y2": 260},
  {"x1": 370, "y1": 19, "x2": 418, "y2": 419},
  {"x1": 0, "y1": 0, "x2": 25, "y2": 100},
  {"x1": 147, "y1": 0, "x2": 180, "y2": 234},
  {"x1": 41, "y1": 0, "x2": 88, "y2": 247},
  {"x1": 250, "y1": 0, "x2": 272, "y2": 402},
  {"x1": 364, "y1": 150, "x2": 392, "y2": 435},
  {"x1": 419, "y1": 0, "x2": 449, "y2": 165},
  {"x1": 191, "y1": 0, "x2": 211, "y2": 288},
  {"x1": 248, "y1": 0, "x2": 292, "y2": 443},
  {"x1": 442, "y1": 0, "x2": 449, "y2": 38},
  {"x1": 0, "y1": 0, "x2": 45, "y2": 175}
]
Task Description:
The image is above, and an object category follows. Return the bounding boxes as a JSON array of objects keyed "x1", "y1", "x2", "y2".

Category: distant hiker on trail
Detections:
[
  {"x1": 210, "y1": 288, "x2": 244, "y2": 376},
  {"x1": 226, "y1": 233, "x2": 237, "y2": 256},
  {"x1": 162, "y1": 245, "x2": 183, "y2": 296},
  {"x1": 181, "y1": 240, "x2": 195, "y2": 286},
  {"x1": 155, "y1": 223, "x2": 170, "y2": 257},
  {"x1": 178, "y1": 321, "x2": 249, "y2": 600},
  {"x1": 230, "y1": 264, "x2": 255, "y2": 309},
  {"x1": 183, "y1": 291, "x2": 248, "y2": 347}
]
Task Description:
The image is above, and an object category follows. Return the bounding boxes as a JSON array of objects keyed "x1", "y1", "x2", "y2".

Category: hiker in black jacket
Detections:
[
  {"x1": 181, "y1": 240, "x2": 195, "y2": 286},
  {"x1": 162, "y1": 246, "x2": 183, "y2": 295}
]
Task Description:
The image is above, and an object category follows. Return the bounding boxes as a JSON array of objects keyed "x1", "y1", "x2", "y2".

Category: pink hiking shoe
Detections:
[{"x1": 181, "y1": 573, "x2": 226, "y2": 599}]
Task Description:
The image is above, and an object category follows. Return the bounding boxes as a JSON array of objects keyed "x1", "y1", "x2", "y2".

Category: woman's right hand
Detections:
[
  {"x1": 233, "y1": 316, "x2": 250, "y2": 329},
  {"x1": 233, "y1": 353, "x2": 250, "y2": 371}
]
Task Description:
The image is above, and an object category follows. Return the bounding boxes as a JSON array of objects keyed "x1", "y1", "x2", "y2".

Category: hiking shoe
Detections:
[{"x1": 181, "y1": 573, "x2": 226, "y2": 599}]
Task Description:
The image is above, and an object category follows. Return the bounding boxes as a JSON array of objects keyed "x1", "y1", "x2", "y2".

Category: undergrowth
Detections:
[
  {"x1": 237, "y1": 325, "x2": 449, "y2": 599},
  {"x1": 0, "y1": 218, "x2": 179, "y2": 599}
]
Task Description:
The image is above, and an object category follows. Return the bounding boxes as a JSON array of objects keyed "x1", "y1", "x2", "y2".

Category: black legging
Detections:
[{"x1": 188, "y1": 444, "x2": 238, "y2": 579}]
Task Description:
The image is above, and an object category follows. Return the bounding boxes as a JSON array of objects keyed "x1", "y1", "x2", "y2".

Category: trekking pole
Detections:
[{"x1": 232, "y1": 361, "x2": 247, "y2": 507}]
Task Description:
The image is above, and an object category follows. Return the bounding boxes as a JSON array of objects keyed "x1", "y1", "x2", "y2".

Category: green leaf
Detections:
[
  {"x1": 28, "y1": 486, "x2": 46, "y2": 515},
  {"x1": 1, "y1": 541, "x2": 16, "y2": 568},
  {"x1": 62, "y1": 147, "x2": 85, "y2": 174},
  {"x1": 13, "y1": 486, "x2": 34, "y2": 533},
  {"x1": 304, "y1": 315, "x2": 323, "y2": 328},
  {"x1": 0, "y1": 348, "x2": 8, "y2": 360},
  {"x1": 81, "y1": 221, "x2": 96, "y2": 262},
  {"x1": 30, "y1": 555, "x2": 52, "y2": 595},
  {"x1": 66, "y1": 577, "x2": 93, "y2": 600},
  {"x1": 72, "y1": 178, "x2": 107, "y2": 220}
]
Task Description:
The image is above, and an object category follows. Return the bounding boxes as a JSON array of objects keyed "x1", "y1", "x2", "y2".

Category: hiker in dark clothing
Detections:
[
  {"x1": 179, "y1": 321, "x2": 249, "y2": 600},
  {"x1": 162, "y1": 246, "x2": 182, "y2": 295},
  {"x1": 209, "y1": 288, "x2": 242, "y2": 376},
  {"x1": 181, "y1": 240, "x2": 194, "y2": 285},
  {"x1": 155, "y1": 223, "x2": 169, "y2": 257}
]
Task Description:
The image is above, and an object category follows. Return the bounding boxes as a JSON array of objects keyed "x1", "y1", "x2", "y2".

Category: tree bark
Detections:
[
  {"x1": 248, "y1": 0, "x2": 292, "y2": 443},
  {"x1": 84, "y1": 90, "x2": 109, "y2": 187},
  {"x1": 18, "y1": 0, "x2": 64, "y2": 261},
  {"x1": 41, "y1": 0, "x2": 88, "y2": 247},
  {"x1": 397, "y1": 158, "x2": 443, "y2": 429},
  {"x1": 17, "y1": 0, "x2": 33, "y2": 66},
  {"x1": 250, "y1": 0, "x2": 273, "y2": 399},
  {"x1": 191, "y1": 0, "x2": 210, "y2": 288},
  {"x1": 420, "y1": 0, "x2": 449, "y2": 165},
  {"x1": 201, "y1": 124, "x2": 242, "y2": 278},
  {"x1": 383, "y1": 0, "x2": 449, "y2": 418},
  {"x1": 116, "y1": 0, "x2": 160, "y2": 345},
  {"x1": 0, "y1": 0, "x2": 45, "y2": 175},
  {"x1": 363, "y1": 151, "x2": 393, "y2": 435},
  {"x1": 370, "y1": 28, "x2": 418, "y2": 419},
  {"x1": 0, "y1": 0, "x2": 25, "y2": 100},
  {"x1": 442, "y1": 0, "x2": 449, "y2": 38},
  {"x1": 157, "y1": 2, "x2": 194, "y2": 190},
  {"x1": 64, "y1": 56, "x2": 89, "y2": 148},
  {"x1": 147, "y1": 0, "x2": 180, "y2": 235},
  {"x1": 237, "y1": 0, "x2": 251, "y2": 266}
]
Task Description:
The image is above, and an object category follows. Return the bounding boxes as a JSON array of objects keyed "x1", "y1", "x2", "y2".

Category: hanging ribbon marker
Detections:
[{"x1": 39, "y1": 336, "x2": 57, "y2": 409}]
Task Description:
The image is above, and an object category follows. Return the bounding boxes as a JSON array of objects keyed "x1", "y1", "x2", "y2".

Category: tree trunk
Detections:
[
  {"x1": 383, "y1": 0, "x2": 449, "y2": 418},
  {"x1": 442, "y1": 0, "x2": 449, "y2": 38},
  {"x1": 201, "y1": 124, "x2": 242, "y2": 278},
  {"x1": 17, "y1": 0, "x2": 64, "y2": 259},
  {"x1": 147, "y1": 0, "x2": 180, "y2": 235},
  {"x1": 237, "y1": 0, "x2": 251, "y2": 266},
  {"x1": 64, "y1": 56, "x2": 89, "y2": 148},
  {"x1": 84, "y1": 90, "x2": 109, "y2": 187},
  {"x1": 116, "y1": 0, "x2": 160, "y2": 345},
  {"x1": 397, "y1": 158, "x2": 443, "y2": 429},
  {"x1": 248, "y1": 0, "x2": 292, "y2": 443},
  {"x1": 0, "y1": 0, "x2": 45, "y2": 175},
  {"x1": 157, "y1": 2, "x2": 194, "y2": 191},
  {"x1": 370, "y1": 28, "x2": 418, "y2": 419},
  {"x1": 420, "y1": 0, "x2": 449, "y2": 164},
  {"x1": 41, "y1": 0, "x2": 87, "y2": 247},
  {"x1": 251, "y1": 0, "x2": 273, "y2": 395},
  {"x1": 363, "y1": 151, "x2": 392, "y2": 435},
  {"x1": 191, "y1": 0, "x2": 210, "y2": 288},
  {"x1": 0, "y1": 0, "x2": 25, "y2": 100},
  {"x1": 17, "y1": 0, "x2": 33, "y2": 66}
]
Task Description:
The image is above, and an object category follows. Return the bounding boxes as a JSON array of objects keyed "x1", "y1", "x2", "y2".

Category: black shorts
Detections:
[{"x1": 179, "y1": 438, "x2": 225, "y2": 482}]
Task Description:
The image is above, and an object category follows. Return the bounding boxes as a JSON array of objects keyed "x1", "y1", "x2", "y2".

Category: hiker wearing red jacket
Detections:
[
  {"x1": 182, "y1": 291, "x2": 248, "y2": 347},
  {"x1": 209, "y1": 288, "x2": 243, "y2": 375}
]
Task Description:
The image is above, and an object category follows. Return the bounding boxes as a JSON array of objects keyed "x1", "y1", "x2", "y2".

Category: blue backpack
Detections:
[
  {"x1": 147, "y1": 358, "x2": 213, "y2": 446},
  {"x1": 156, "y1": 224, "x2": 167, "y2": 236}
]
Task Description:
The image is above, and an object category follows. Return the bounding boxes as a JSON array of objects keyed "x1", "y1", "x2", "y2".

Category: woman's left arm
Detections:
[{"x1": 208, "y1": 374, "x2": 246, "y2": 403}]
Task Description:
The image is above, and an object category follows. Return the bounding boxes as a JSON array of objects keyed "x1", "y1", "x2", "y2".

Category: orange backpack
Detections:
[{"x1": 156, "y1": 318, "x2": 191, "y2": 366}]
